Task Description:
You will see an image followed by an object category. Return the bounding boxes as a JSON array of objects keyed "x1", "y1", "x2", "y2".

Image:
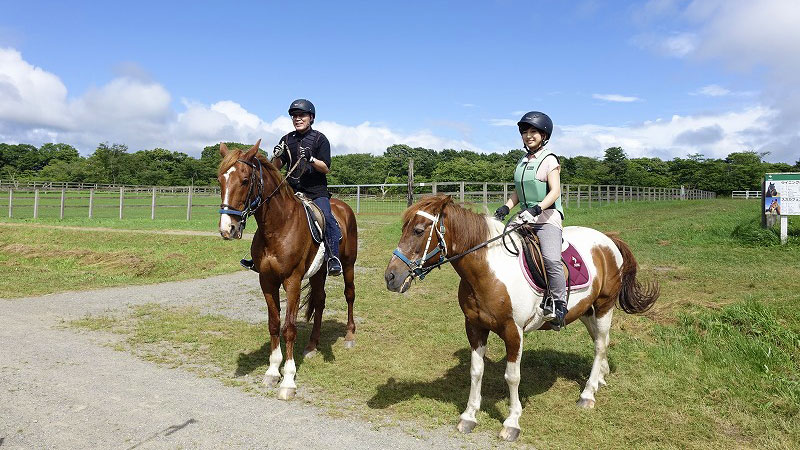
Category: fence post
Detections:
[
  {"x1": 503, "y1": 183, "x2": 507, "y2": 202},
  {"x1": 89, "y1": 189, "x2": 94, "y2": 219},
  {"x1": 564, "y1": 184, "x2": 569, "y2": 208},
  {"x1": 151, "y1": 187, "x2": 156, "y2": 219},
  {"x1": 60, "y1": 188, "x2": 66, "y2": 219},
  {"x1": 460, "y1": 182, "x2": 465, "y2": 203},
  {"x1": 482, "y1": 182, "x2": 488, "y2": 208},
  {"x1": 588, "y1": 184, "x2": 592, "y2": 207},
  {"x1": 356, "y1": 185, "x2": 361, "y2": 213},
  {"x1": 577, "y1": 185, "x2": 581, "y2": 208},
  {"x1": 615, "y1": 185, "x2": 619, "y2": 203},
  {"x1": 432, "y1": 182, "x2": 437, "y2": 195},
  {"x1": 187, "y1": 185, "x2": 193, "y2": 220},
  {"x1": 33, "y1": 189, "x2": 40, "y2": 218},
  {"x1": 8, "y1": 188, "x2": 13, "y2": 218},
  {"x1": 119, "y1": 187, "x2": 124, "y2": 219}
]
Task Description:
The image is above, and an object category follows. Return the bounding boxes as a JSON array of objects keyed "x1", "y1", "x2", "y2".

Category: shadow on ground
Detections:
[
  {"x1": 234, "y1": 319, "x2": 347, "y2": 376},
  {"x1": 368, "y1": 347, "x2": 615, "y2": 424}
]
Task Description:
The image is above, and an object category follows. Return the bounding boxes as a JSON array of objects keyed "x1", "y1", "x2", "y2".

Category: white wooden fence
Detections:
[{"x1": 1, "y1": 180, "x2": 716, "y2": 219}]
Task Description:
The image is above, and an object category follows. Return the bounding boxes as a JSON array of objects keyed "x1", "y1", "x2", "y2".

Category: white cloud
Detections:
[
  {"x1": 0, "y1": 47, "x2": 479, "y2": 156},
  {"x1": 691, "y1": 84, "x2": 730, "y2": 96},
  {"x1": 556, "y1": 106, "x2": 773, "y2": 159},
  {"x1": 592, "y1": 94, "x2": 641, "y2": 103}
]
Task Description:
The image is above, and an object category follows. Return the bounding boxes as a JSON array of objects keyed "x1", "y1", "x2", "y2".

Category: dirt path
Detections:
[{"x1": 0, "y1": 273, "x2": 495, "y2": 449}]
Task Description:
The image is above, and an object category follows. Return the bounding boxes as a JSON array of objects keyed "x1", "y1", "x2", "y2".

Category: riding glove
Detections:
[
  {"x1": 494, "y1": 205, "x2": 510, "y2": 220},
  {"x1": 518, "y1": 205, "x2": 543, "y2": 223}
]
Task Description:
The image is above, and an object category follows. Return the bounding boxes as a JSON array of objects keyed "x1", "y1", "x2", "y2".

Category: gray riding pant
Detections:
[{"x1": 530, "y1": 223, "x2": 566, "y2": 305}]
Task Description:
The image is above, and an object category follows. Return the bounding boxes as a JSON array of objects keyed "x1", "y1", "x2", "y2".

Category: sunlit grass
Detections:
[{"x1": 62, "y1": 198, "x2": 800, "y2": 448}]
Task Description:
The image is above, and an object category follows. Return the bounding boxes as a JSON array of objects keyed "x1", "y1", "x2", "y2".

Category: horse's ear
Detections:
[
  {"x1": 219, "y1": 142, "x2": 229, "y2": 157},
  {"x1": 244, "y1": 140, "x2": 260, "y2": 160}
]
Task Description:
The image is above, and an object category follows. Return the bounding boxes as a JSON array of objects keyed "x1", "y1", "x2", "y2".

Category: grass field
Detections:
[{"x1": 3, "y1": 198, "x2": 799, "y2": 448}]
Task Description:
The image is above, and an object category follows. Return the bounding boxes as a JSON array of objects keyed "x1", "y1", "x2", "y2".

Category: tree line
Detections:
[{"x1": 1, "y1": 141, "x2": 798, "y2": 194}]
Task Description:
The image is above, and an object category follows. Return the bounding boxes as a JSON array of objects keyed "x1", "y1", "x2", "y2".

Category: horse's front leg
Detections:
[
  {"x1": 457, "y1": 320, "x2": 489, "y2": 434},
  {"x1": 499, "y1": 322, "x2": 524, "y2": 442},
  {"x1": 278, "y1": 274, "x2": 303, "y2": 400},
  {"x1": 259, "y1": 277, "x2": 283, "y2": 388}
]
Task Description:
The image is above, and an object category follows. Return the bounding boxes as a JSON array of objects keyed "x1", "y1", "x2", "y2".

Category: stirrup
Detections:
[
  {"x1": 240, "y1": 258, "x2": 258, "y2": 273},
  {"x1": 547, "y1": 304, "x2": 568, "y2": 331},
  {"x1": 327, "y1": 256, "x2": 342, "y2": 276}
]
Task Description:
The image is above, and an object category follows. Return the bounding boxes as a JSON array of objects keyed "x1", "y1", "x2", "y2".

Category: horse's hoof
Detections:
[
  {"x1": 303, "y1": 349, "x2": 317, "y2": 359},
  {"x1": 343, "y1": 339, "x2": 356, "y2": 349},
  {"x1": 499, "y1": 426, "x2": 520, "y2": 442},
  {"x1": 577, "y1": 398, "x2": 596, "y2": 409},
  {"x1": 262, "y1": 375, "x2": 280, "y2": 388},
  {"x1": 277, "y1": 387, "x2": 296, "y2": 400},
  {"x1": 456, "y1": 419, "x2": 477, "y2": 434}
]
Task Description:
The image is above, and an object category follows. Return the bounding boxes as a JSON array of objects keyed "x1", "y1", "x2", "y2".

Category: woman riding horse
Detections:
[{"x1": 386, "y1": 195, "x2": 659, "y2": 441}]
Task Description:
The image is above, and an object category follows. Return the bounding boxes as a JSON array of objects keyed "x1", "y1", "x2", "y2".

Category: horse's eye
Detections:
[
  {"x1": 242, "y1": 179, "x2": 249, "y2": 185},
  {"x1": 413, "y1": 226, "x2": 425, "y2": 236}
]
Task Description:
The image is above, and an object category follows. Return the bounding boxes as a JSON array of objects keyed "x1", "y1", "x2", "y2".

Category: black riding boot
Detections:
[
  {"x1": 542, "y1": 296, "x2": 568, "y2": 331},
  {"x1": 326, "y1": 235, "x2": 342, "y2": 276},
  {"x1": 240, "y1": 258, "x2": 258, "y2": 272}
]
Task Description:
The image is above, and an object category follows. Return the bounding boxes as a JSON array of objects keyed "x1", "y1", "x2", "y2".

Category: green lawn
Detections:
[{"x1": 3, "y1": 198, "x2": 798, "y2": 448}]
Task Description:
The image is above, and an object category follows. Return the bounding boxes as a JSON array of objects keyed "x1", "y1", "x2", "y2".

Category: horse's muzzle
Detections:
[
  {"x1": 219, "y1": 215, "x2": 243, "y2": 240},
  {"x1": 384, "y1": 266, "x2": 413, "y2": 293}
]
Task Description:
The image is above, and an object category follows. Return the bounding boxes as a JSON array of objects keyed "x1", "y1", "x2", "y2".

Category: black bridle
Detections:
[{"x1": 218, "y1": 156, "x2": 305, "y2": 229}]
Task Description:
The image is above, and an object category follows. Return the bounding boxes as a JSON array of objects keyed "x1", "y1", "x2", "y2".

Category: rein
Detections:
[
  {"x1": 218, "y1": 156, "x2": 304, "y2": 228},
  {"x1": 393, "y1": 210, "x2": 521, "y2": 281}
]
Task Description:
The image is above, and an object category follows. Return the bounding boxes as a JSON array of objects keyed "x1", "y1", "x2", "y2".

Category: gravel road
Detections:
[{"x1": 0, "y1": 272, "x2": 499, "y2": 449}]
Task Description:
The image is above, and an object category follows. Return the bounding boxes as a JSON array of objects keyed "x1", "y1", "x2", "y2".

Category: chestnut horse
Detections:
[
  {"x1": 384, "y1": 195, "x2": 659, "y2": 441},
  {"x1": 218, "y1": 140, "x2": 358, "y2": 400}
]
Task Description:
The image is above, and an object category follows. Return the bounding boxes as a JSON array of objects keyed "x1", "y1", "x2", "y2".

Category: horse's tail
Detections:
[
  {"x1": 303, "y1": 287, "x2": 315, "y2": 322},
  {"x1": 605, "y1": 233, "x2": 660, "y2": 314}
]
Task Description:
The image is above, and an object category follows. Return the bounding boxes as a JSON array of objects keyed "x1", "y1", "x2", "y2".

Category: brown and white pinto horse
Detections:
[
  {"x1": 384, "y1": 195, "x2": 659, "y2": 441},
  {"x1": 218, "y1": 140, "x2": 358, "y2": 400}
]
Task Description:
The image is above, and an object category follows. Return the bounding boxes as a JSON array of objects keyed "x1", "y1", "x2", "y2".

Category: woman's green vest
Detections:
[{"x1": 513, "y1": 149, "x2": 564, "y2": 219}]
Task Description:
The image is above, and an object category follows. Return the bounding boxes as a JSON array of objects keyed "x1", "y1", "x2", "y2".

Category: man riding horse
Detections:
[{"x1": 241, "y1": 99, "x2": 343, "y2": 276}]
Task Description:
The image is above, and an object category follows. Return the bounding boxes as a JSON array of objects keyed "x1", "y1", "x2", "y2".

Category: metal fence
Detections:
[{"x1": 1, "y1": 180, "x2": 715, "y2": 220}]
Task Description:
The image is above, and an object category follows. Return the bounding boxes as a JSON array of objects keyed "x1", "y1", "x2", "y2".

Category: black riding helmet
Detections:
[
  {"x1": 288, "y1": 99, "x2": 315, "y2": 117},
  {"x1": 517, "y1": 111, "x2": 553, "y2": 148}
]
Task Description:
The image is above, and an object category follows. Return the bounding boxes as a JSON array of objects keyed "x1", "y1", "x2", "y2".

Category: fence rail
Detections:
[
  {"x1": 731, "y1": 190, "x2": 761, "y2": 199},
  {"x1": 1, "y1": 180, "x2": 715, "y2": 220}
]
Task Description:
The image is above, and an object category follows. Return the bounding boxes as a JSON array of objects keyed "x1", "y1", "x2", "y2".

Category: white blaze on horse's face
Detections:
[{"x1": 219, "y1": 166, "x2": 244, "y2": 240}]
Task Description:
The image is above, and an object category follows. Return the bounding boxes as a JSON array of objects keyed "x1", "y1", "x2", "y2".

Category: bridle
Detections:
[
  {"x1": 392, "y1": 210, "x2": 448, "y2": 281},
  {"x1": 218, "y1": 155, "x2": 305, "y2": 229},
  {"x1": 392, "y1": 208, "x2": 524, "y2": 282}
]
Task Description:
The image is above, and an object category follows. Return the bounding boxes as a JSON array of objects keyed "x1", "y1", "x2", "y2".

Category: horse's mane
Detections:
[
  {"x1": 403, "y1": 195, "x2": 490, "y2": 253},
  {"x1": 218, "y1": 148, "x2": 294, "y2": 200}
]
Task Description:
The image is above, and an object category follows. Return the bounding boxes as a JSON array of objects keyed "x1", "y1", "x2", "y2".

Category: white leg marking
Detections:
[
  {"x1": 459, "y1": 344, "x2": 486, "y2": 423},
  {"x1": 280, "y1": 358, "x2": 297, "y2": 389},
  {"x1": 579, "y1": 310, "x2": 613, "y2": 405},
  {"x1": 264, "y1": 345, "x2": 282, "y2": 380},
  {"x1": 502, "y1": 327, "x2": 523, "y2": 431}
]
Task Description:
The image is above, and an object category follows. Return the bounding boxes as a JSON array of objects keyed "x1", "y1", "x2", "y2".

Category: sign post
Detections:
[{"x1": 763, "y1": 172, "x2": 800, "y2": 244}]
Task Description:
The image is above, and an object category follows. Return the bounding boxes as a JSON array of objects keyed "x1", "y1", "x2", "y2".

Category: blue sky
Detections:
[{"x1": 1, "y1": 0, "x2": 798, "y2": 163}]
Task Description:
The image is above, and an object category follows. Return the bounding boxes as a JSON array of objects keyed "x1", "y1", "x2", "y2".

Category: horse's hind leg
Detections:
[
  {"x1": 303, "y1": 270, "x2": 327, "y2": 358},
  {"x1": 578, "y1": 309, "x2": 613, "y2": 409},
  {"x1": 259, "y1": 277, "x2": 283, "y2": 389},
  {"x1": 342, "y1": 261, "x2": 356, "y2": 348}
]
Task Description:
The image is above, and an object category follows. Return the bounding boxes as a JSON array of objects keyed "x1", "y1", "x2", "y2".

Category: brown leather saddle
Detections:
[{"x1": 294, "y1": 192, "x2": 325, "y2": 244}]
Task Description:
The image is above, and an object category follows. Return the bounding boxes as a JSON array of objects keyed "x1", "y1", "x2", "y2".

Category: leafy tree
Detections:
[{"x1": 602, "y1": 147, "x2": 628, "y2": 184}]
